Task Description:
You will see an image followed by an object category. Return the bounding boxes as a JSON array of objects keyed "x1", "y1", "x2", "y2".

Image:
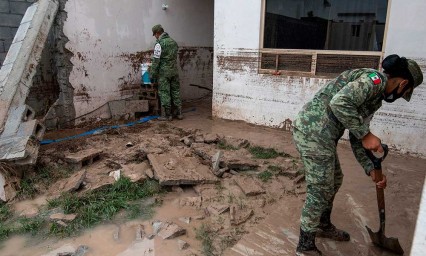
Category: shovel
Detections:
[{"x1": 365, "y1": 144, "x2": 404, "y2": 255}]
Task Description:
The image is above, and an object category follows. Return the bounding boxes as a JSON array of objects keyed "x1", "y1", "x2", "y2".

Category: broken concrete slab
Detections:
[
  {"x1": 178, "y1": 217, "x2": 191, "y2": 224},
  {"x1": 50, "y1": 169, "x2": 86, "y2": 194},
  {"x1": 180, "y1": 135, "x2": 193, "y2": 146},
  {"x1": 194, "y1": 134, "x2": 204, "y2": 143},
  {"x1": 178, "y1": 239, "x2": 190, "y2": 250},
  {"x1": 152, "y1": 220, "x2": 163, "y2": 235},
  {"x1": 147, "y1": 152, "x2": 218, "y2": 186},
  {"x1": 117, "y1": 238, "x2": 154, "y2": 256},
  {"x1": 224, "y1": 150, "x2": 259, "y2": 171},
  {"x1": 0, "y1": 170, "x2": 20, "y2": 202},
  {"x1": 157, "y1": 222, "x2": 186, "y2": 239},
  {"x1": 192, "y1": 143, "x2": 258, "y2": 171},
  {"x1": 144, "y1": 168, "x2": 154, "y2": 179},
  {"x1": 49, "y1": 213, "x2": 77, "y2": 222},
  {"x1": 65, "y1": 149, "x2": 102, "y2": 171},
  {"x1": 212, "y1": 150, "x2": 223, "y2": 175},
  {"x1": 179, "y1": 196, "x2": 202, "y2": 208},
  {"x1": 207, "y1": 203, "x2": 230, "y2": 216},
  {"x1": 0, "y1": 0, "x2": 58, "y2": 165},
  {"x1": 230, "y1": 206, "x2": 254, "y2": 226},
  {"x1": 222, "y1": 136, "x2": 250, "y2": 149},
  {"x1": 121, "y1": 162, "x2": 149, "y2": 183},
  {"x1": 193, "y1": 184, "x2": 221, "y2": 202},
  {"x1": 234, "y1": 176, "x2": 265, "y2": 196},
  {"x1": 40, "y1": 244, "x2": 76, "y2": 256},
  {"x1": 204, "y1": 133, "x2": 220, "y2": 144},
  {"x1": 191, "y1": 142, "x2": 215, "y2": 161}
]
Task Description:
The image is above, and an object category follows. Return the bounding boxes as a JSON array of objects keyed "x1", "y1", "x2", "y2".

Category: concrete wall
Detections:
[
  {"x1": 0, "y1": 0, "x2": 35, "y2": 66},
  {"x1": 63, "y1": 0, "x2": 214, "y2": 120},
  {"x1": 213, "y1": 0, "x2": 426, "y2": 156}
]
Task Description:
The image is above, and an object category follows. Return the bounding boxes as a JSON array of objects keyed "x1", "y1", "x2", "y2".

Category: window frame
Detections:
[{"x1": 258, "y1": 0, "x2": 392, "y2": 78}]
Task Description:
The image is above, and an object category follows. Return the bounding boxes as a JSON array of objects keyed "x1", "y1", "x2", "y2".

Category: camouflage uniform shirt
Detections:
[
  {"x1": 150, "y1": 32, "x2": 179, "y2": 79},
  {"x1": 293, "y1": 68, "x2": 387, "y2": 174}
]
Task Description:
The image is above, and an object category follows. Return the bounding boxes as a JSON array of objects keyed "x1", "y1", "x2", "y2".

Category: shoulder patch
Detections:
[
  {"x1": 153, "y1": 43, "x2": 161, "y2": 59},
  {"x1": 368, "y1": 73, "x2": 382, "y2": 85}
]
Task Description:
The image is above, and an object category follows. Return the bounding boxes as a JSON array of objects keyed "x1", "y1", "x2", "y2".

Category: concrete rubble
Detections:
[
  {"x1": 207, "y1": 203, "x2": 230, "y2": 216},
  {"x1": 52, "y1": 169, "x2": 86, "y2": 194},
  {"x1": 233, "y1": 176, "x2": 265, "y2": 196},
  {"x1": 49, "y1": 213, "x2": 77, "y2": 222},
  {"x1": 147, "y1": 152, "x2": 218, "y2": 186},
  {"x1": 0, "y1": 0, "x2": 58, "y2": 165},
  {"x1": 179, "y1": 196, "x2": 202, "y2": 208},
  {"x1": 177, "y1": 239, "x2": 190, "y2": 250},
  {"x1": 156, "y1": 221, "x2": 186, "y2": 239},
  {"x1": 64, "y1": 149, "x2": 103, "y2": 171}
]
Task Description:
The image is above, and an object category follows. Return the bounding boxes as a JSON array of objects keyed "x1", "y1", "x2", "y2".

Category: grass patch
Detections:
[
  {"x1": 17, "y1": 217, "x2": 45, "y2": 236},
  {"x1": 47, "y1": 177, "x2": 162, "y2": 237},
  {"x1": 18, "y1": 165, "x2": 71, "y2": 199},
  {"x1": 0, "y1": 223, "x2": 11, "y2": 241},
  {"x1": 0, "y1": 204, "x2": 11, "y2": 222},
  {"x1": 257, "y1": 171, "x2": 273, "y2": 182},
  {"x1": 248, "y1": 146, "x2": 289, "y2": 159},
  {"x1": 217, "y1": 140, "x2": 238, "y2": 151},
  {"x1": 267, "y1": 165, "x2": 281, "y2": 173},
  {"x1": 196, "y1": 224, "x2": 216, "y2": 256}
]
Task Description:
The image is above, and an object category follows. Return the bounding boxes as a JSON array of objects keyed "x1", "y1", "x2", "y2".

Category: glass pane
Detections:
[{"x1": 264, "y1": 0, "x2": 388, "y2": 51}]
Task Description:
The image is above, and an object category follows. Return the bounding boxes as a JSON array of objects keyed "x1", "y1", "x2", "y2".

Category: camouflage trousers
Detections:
[
  {"x1": 292, "y1": 127, "x2": 343, "y2": 232},
  {"x1": 158, "y1": 75, "x2": 182, "y2": 109}
]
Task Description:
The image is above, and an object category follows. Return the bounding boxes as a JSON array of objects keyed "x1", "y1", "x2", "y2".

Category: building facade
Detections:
[{"x1": 213, "y1": 0, "x2": 426, "y2": 156}]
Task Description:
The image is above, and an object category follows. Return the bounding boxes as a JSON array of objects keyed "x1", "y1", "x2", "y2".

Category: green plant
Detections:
[
  {"x1": 267, "y1": 165, "x2": 281, "y2": 173},
  {"x1": 0, "y1": 204, "x2": 11, "y2": 222},
  {"x1": 0, "y1": 223, "x2": 11, "y2": 241},
  {"x1": 196, "y1": 224, "x2": 216, "y2": 256},
  {"x1": 217, "y1": 140, "x2": 238, "y2": 150},
  {"x1": 249, "y1": 146, "x2": 290, "y2": 159},
  {"x1": 17, "y1": 217, "x2": 45, "y2": 236},
  {"x1": 258, "y1": 171, "x2": 273, "y2": 182},
  {"x1": 47, "y1": 178, "x2": 162, "y2": 237}
]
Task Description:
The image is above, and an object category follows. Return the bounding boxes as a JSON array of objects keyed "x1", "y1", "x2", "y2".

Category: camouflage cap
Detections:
[
  {"x1": 403, "y1": 59, "x2": 423, "y2": 101},
  {"x1": 152, "y1": 24, "x2": 163, "y2": 35}
]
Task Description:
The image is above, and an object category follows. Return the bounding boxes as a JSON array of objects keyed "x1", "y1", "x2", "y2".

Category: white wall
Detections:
[
  {"x1": 64, "y1": 0, "x2": 214, "y2": 119},
  {"x1": 213, "y1": 0, "x2": 426, "y2": 156}
]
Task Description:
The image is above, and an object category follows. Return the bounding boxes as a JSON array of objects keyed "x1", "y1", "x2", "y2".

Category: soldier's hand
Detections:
[
  {"x1": 362, "y1": 132, "x2": 383, "y2": 153},
  {"x1": 370, "y1": 169, "x2": 387, "y2": 189}
]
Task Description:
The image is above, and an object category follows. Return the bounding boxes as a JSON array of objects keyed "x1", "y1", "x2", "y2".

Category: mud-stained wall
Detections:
[
  {"x1": 63, "y1": 0, "x2": 214, "y2": 119},
  {"x1": 213, "y1": 0, "x2": 426, "y2": 156}
]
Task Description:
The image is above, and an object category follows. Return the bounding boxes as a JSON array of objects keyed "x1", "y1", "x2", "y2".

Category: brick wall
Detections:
[{"x1": 0, "y1": 0, "x2": 35, "y2": 66}]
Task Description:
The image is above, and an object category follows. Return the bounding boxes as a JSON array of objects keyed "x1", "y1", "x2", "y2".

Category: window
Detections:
[{"x1": 261, "y1": 0, "x2": 388, "y2": 77}]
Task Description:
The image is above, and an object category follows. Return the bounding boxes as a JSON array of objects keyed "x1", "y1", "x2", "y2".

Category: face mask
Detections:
[{"x1": 383, "y1": 84, "x2": 410, "y2": 103}]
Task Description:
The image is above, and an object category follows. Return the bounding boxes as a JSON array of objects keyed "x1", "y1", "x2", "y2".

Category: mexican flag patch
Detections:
[{"x1": 368, "y1": 73, "x2": 381, "y2": 85}]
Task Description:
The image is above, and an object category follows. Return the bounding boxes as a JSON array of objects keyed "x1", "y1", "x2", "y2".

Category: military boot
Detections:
[
  {"x1": 158, "y1": 107, "x2": 172, "y2": 121},
  {"x1": 174, "y1": 106, "x2": 183, "y2": 120},
  {"x1": 317, "y1": 210, "x2": 350, "y2": 241},
  {"x1": 296, "y1": 228, "x2": 322, "y2": 256}
]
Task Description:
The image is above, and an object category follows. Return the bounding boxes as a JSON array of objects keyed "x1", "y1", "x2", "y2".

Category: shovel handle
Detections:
[{"x1": 375, "y1": 167, "x2": 386, "y2": 232}]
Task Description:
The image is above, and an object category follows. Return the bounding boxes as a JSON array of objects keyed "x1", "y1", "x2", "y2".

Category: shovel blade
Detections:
[{"x1": 366, "y1": 226, "x2": 404, "y2": 255}]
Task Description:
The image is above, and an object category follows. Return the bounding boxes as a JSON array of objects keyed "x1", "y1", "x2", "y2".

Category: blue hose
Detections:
[{"x1": 40, "y1": 115, "x2": 159, "y2": 145}]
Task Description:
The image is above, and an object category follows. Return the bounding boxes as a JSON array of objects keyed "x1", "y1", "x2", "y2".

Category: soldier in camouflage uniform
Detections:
[
  {"x1": 292, "y1": 55, "x2": 423, "y2": 256},
  {"x1": 151, "y1": 24, "x2": 183, "y2": 121}
]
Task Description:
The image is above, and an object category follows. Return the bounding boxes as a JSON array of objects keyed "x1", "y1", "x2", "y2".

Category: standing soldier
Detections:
[
  {"x1": 292, "y1": 55, "x2": 423, "y2": 255},
  {"x1": 150, "y1": 24, "x2": 183, "y2": 121}
]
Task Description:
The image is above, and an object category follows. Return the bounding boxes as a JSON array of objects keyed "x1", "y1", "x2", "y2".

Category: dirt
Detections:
[{"x1": 0, "y1": 99, "x2": 424, "y2": 256}]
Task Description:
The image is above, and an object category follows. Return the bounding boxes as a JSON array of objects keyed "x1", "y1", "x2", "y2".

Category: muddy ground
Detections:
[{"x1": 0, "y1": 99, "x2": 425, "y2": 256}]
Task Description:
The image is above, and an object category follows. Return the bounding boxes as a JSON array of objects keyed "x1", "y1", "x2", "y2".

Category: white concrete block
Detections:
[
  {"x1": 12, "y1": 21, "x2": 32, "y2": 44},
  {"x1": 20, "y1": 3, "x2": 38, "y2": 24}
]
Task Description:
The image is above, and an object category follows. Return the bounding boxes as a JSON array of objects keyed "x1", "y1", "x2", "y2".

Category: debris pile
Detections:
[{"x1": 1, "y1": 121, "x2": 306, "y2": 254}]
